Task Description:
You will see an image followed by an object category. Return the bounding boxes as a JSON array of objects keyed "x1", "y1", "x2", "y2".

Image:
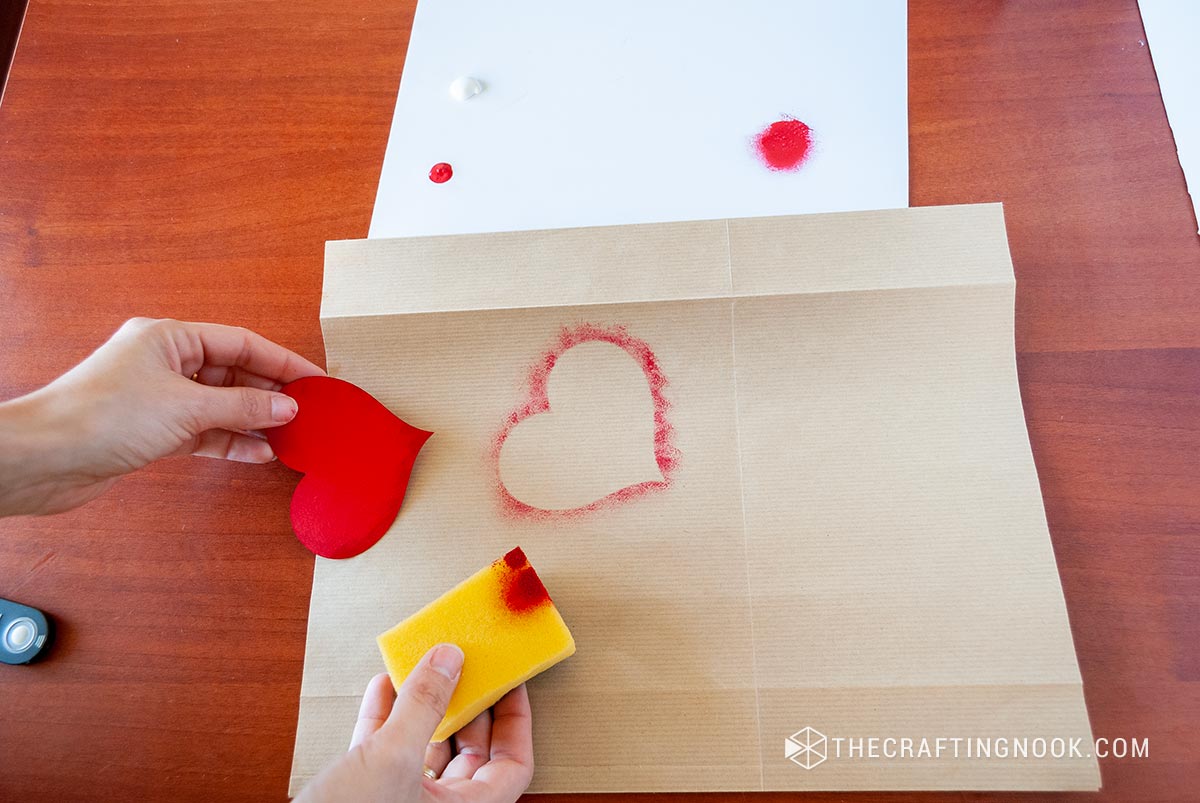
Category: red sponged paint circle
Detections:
[
  {"x1": 755, "y1": 118, "x2": 812, "y2": 171},
  {"x1": 266, "y1": 376, "x2": 432, "y2": 559},
  {"x1": 429, "y1": 162, "x2": 453, "y2": 183}
]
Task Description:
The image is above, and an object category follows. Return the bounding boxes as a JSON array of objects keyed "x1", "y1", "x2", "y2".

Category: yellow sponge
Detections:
[{"x1": 377, "y1": 547, "x2": 575, "y2": 742}]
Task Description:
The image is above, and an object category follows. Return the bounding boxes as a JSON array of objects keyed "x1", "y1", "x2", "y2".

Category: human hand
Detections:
[
  {"x1": 0, "y1": 317, "x2": 324, "y2": 516},
  {"x1": 299, "y1": 644, "x2": 535, "y2": 803}
]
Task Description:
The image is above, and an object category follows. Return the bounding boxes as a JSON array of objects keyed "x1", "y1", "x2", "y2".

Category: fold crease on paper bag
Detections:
[{"x1": 290, "y1": 204, "x2": 1099, "y2": 794}]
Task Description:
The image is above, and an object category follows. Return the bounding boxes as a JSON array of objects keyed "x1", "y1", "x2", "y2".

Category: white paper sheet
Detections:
[
  {"x1": 1140, "y1": 0, "x2": 1200, "y2": 231},
  {"x1": 369, "y1": 0, "x2": 908, "y2": 238}
]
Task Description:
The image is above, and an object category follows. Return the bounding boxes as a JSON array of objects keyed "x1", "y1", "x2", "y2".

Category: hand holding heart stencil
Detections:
[
  {"x1": 267, "y1": 376, "x2": 432, "y2": 558},
  {"x1": 494, "y1": 324, "x2": 679, "y2": 516}
]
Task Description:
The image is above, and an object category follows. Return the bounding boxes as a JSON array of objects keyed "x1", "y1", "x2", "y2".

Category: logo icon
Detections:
[{"x1": 785, "y1": 727, "x2": 827, "y2": 769}]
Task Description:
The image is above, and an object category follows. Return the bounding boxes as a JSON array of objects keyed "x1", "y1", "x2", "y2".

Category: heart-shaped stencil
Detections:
[
  {"x1": 267, "y1": 376, "x2": 432, "y2": 558},
  {"x1": 494, "y1": 324, "x2": 678, "y2": 516}
]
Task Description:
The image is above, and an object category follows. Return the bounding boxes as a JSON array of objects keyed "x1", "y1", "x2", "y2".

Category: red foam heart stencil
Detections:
[{"x1": 267, "y1": 376, "x2": 432, "y2": 559}]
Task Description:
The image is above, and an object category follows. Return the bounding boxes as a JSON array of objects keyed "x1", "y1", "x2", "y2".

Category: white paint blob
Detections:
[{"x1": 448, "y1": 76, "x2": 484, "y2": 101}]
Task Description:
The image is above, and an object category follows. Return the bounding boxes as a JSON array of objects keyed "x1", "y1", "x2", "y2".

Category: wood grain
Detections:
[{"x1": 0, "y1": 0, "x2": 1196, "y2": 800}]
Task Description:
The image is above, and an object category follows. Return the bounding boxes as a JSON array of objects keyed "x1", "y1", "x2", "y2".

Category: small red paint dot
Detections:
[
  {"x1": 429, "y1": 162, "x2": 453, "y2": 183},
  {"x1": 755, "y1": 118, "x2": 812, "y2": 172}
]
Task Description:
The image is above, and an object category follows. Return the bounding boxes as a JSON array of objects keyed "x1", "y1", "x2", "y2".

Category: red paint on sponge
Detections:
[
  {"x1": 499, "y1": 547, "x2": 552, "y2": 613},
  {"x1": 506, "y1": 567, "x2": 551, "y2": 613},
  {"x1": 755, "y1": 118, "x2": 812, "y2": 171},
  {"x1": 503, "y1": 546, "x2": 527, "y2": 570}
]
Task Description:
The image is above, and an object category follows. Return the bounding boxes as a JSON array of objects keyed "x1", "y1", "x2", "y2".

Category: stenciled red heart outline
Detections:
[
  {"x1": 267, "y1": 376, "x2": 432, "y2": 559},
  {"x1": 491, "y1": 323, "x2": 679, "y2": 518}
]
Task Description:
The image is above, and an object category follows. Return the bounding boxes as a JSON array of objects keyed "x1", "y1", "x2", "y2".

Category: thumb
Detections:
[
  {"x1": 383, "y1": 644, "x2": 465, "y2": 749},
  {"x1": 189, "y1": 385, "x2": 298, "y2": 432}
]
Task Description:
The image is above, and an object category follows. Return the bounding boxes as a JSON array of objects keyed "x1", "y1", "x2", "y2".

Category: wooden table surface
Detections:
[{"x1": 1, "y1": 1, "x2": 1196, "y2": 800}]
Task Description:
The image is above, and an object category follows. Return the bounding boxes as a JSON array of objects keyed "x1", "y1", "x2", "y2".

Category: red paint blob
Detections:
[
  {"x1": 491, "y1": 323, "x2": 679, "y2": 519},
  {"x1": 429, "y1": 162, "x2": 453, "y2": 183},
  {"x1": 754, "y1": 118, "x2": 812, "y2": 172}
]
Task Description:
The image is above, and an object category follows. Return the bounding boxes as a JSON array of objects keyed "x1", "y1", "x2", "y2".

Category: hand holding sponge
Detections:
[{"x1": 377, "y1": 547, "x2": 575, "y2": 742}]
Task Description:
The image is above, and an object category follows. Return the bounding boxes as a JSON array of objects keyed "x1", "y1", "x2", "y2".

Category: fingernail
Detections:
[
  {"x1": 271, "y1": 395, "x2": 297, "y2": 423},
  {"x1": 429, "y1": 644, "x2": 464, "y2": 680}
]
